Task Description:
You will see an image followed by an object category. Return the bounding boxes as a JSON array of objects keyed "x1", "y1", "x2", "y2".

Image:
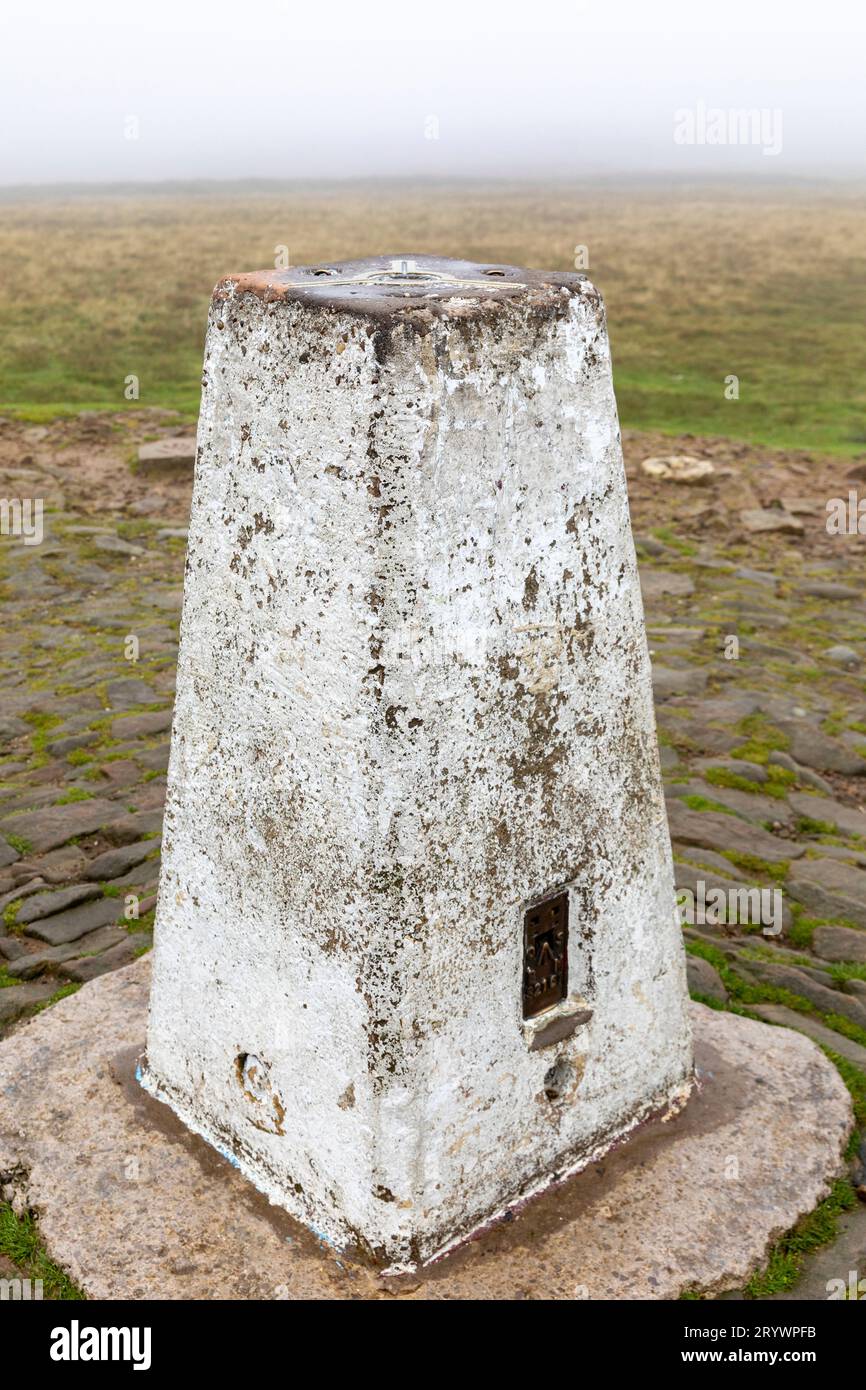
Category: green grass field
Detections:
[{"x1": 2, "y1": 178, "x2": 865, "y2": 454}]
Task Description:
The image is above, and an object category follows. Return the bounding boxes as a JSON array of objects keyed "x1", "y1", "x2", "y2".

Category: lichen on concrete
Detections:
[{"x1": 142, "y1": 255, "x2": 694, "y2": 1269}]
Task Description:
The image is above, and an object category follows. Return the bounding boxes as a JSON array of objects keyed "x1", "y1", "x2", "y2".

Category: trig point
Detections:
[{"x1": 141, "y1": 254, "x2": 694, "y2": 1270}]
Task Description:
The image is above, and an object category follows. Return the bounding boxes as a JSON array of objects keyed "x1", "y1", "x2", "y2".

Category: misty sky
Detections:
[{"x1": 2, "y1": 0, "x2": 865, "y2": 185}]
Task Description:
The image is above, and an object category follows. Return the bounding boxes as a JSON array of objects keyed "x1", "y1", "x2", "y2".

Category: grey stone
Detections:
[
  {"x1": 1, "y1": 787, "x2": 64, "y2": 817},
  {"x1": 104, "y1": 864, "x2": 158, "y2": 892},
  {"x1": 0, "y1": 877, "x2": 47, "y2": 913},
  {"x1": 23, "y1": 896, "x2": 123, "y2": 946},
  {"x1": 5, "y1": 944, "x2": 82, "y2": 979},
  {"x1": 812, "y1": 925, "x2": 866, "y2": 965},
  {"x1": 148, "y1": 589, "x2": 183, "y2": 612},
  {"x1": 0, "y1": 799, "x2": 117, "y2": 854},
  {"x1": 789, "y1": 792, "x2": 866, "y2": 839},
  {"x1": 93, "y1": 534, "x2": 145, "y2": 557},
  {"x1": 137, "y1": 438, "x2": 197, "y2": 469},
  {"x1": 640, "y1": 570, "x2": 695, "y2": 600},
  {"x1": 110, "y1": 709, "x2": 173, "y2": 740},
  {"x1": 666, "y1": 780, "x2": 793, "y2": 830},
  {"x1": 674, "y1": 862, "x2": 792, "y2": 933},
  {"x1": 83, "y1": 840, "x2": 159, "y2": 881},
  {"x1": 825, "y1": 645, "x2": 860, "y2": 668},
  {"x1": 733, "y1": 567, "x2": 777, "y2": 586},
  {"x1": 127, "y1": 493, "x2": 169, "y2": 515},
  {"x1": 14, "y1": 882, "x2": 101, "y2": 924},
  {"x1": 750, "y1": 1003, "x2": 866, "y2": 1072},
  {"x1": 674, "y1": 849, "x2": 747, "y2": 880},
  {"x1": 635, "y1": 536, "x2": 666, "y2": 557},
  {"x1": 59, "y1": 935, "x2": 144, "y2": 982},
  {"x1": 135, "y1": 744, "x2": 169, "y2": 772},
  {"x1": 686, "y1": 955, "x2": 727, "y2": 1002},
  {"x1": 795, "y1": 884, "x2": 866, "y2": 928},
  {"x1": 666, "y1": 800, "x2": 803, "y2": 864},
  {"x1": 795, "y1": 964, "x2": 839, "y2": 987},
  {"x1": 788, "y1": 857, "x2": 866, "y2": 930},
  {"x1": 744, "y1": 958, "x2": 866, "y2": 1030},
  {"x1": 106, "y1": 678, "x2": 159, "y2": 709},
  {"x1": 675, "y1": 862, "x2": 743, "y2": 897},
  {"x1": 696, "y1": 694, "x2": 765, "y2": 723},
  {"x1": 0, "y1": 936, "x2": 28, "y2": 961},
  {"x1": 766, "y1": 1204, "x2": 866, "y2": 1301},
  {"x1": 6, "y1": 926, "x2": 132, "y2": 979},
  {"x1": 768, "y1": 753, "x2": 833, "y2": 794},
  {"x1": 647, "y1": 625, "x2": 705, "y2": 643},
  {"x1": 795, "y1": 856, "x2": 866, "y2": 900},
  {"x1": 778, "y1": 496, "x2": 820, "y2": 516},
  {"x1": 656, "y1": 713, "x2": 740, "y2": 757},
  {"x1": 100, "y1": 810, "x2": 163, "y2": 845},
  {"x1": 12, "y1": 845, "x2": 88, "y2": 885},
  {"x1": 0, "y1": 980, "x2": 56, "y2": 1028},
  {"x1": 46, "y1": 732, "x2": 98, "y2": 757},
  {"x1": 0, "y1": 839, "x2": 19, "y2": 869},
  {"x1": 652, "y1": 666, "x2": 708, "y2": 698},
  {"x1": 778, "y1": 721, "x2": 866, "y2": 777},
  {"x1": 0, "y1": 715, "x2": 29, "y2": 742},
  {"x1": 740, "y1": 508, "x2": 803, "y2": 534},
  {"x1": 694, "y1": 758, "x2": 767, "y2": 785},
  {"x1": 797, "y1": 582, "x2": 860, "y2": 601},
  {"x1": 0, "y1": 964, "x2": 852, "y2": 1300},
  {"x1": 67, "y1": 923, "x2": 129, "y2": 956}
]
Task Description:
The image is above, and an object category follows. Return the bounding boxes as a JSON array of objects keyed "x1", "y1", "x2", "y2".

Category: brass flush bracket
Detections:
[{"x1": 521, "y1": 891, "x2": 593, "y2": 1051}]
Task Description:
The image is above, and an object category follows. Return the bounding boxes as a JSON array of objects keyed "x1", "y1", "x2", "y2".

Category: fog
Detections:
[{"x1": 2, "y1": 0, "x2": 865, "y2": 185}]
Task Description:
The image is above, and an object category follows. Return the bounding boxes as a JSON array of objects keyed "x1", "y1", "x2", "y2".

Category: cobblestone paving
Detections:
[{"x1": 1, "y1": 411, "x2": 865, "y2": 1295}]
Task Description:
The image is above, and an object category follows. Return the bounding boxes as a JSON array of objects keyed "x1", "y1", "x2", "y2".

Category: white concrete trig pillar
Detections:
[{"x1": 142, "y1": 254, "x2": 693, "y2": 1271}]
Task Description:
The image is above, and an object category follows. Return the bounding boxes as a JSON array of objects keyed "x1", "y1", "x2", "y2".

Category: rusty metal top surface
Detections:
[{"x1": 213, "y1": 254, "x2": 589, "y2": 321}]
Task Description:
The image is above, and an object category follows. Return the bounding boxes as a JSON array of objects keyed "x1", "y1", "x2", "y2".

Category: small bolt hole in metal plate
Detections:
[{"x1": 522, "y1": 892, "x2": 569, "y2": 1019}]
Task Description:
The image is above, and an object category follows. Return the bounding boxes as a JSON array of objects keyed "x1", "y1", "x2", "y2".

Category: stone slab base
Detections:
[{"x1": 0, "y1": 960, "x2": 852, "y2": 1300}]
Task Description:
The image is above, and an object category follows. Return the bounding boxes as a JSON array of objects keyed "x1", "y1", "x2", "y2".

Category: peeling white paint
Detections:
[{"x1": 143, "y1": 262, "x2": 693, "y2": 1271}]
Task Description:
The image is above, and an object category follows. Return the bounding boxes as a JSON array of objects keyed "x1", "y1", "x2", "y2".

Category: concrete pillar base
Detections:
[{"x1": 0, "y1": 960, "x2": 852, "y2": 1300}]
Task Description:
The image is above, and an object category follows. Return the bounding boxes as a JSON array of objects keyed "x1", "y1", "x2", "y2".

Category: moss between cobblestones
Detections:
[
  {"x1": 681, "y1": 793, "x2": 740, "y2": 816},
  {"x1": 685, "y1": 938, "x2": 866, "y2": 1047},
  {"x1": 740, "y1": 943, "x2": 866, "y2": 986},
  {"x1": 33, "y1": 983, "x2": 81, "y2": 1013},
  {"x1": 21, "y1": 711, "x2": 62, "y2": 769},
  {"x1": 731, "y1": 714, "x2": 790, "y2": 765},
  {"x1": 125, "y1": 908, "x2": 155, "y2": 934},
  {"x1": 796, "y1": 814, "x2": 840, "y2": 837},
  {"x1": 54, "y1": 787, "x2": 94, "y2": 804},
  {"x1": 650, "y1": 525, "x2": 699, "y2": 557},
  {"x1": 3, "y1": 833, "x2": 32, "y2": 855},
  {"x1": 687, "y1": 940, "x2": 866, "y2": 1299},
  {"x1": 2, "y1": 899, "x2": 23, "y2": 931},
  {"x1": 719, "y1": 850, "x2": 789, "y2": 882},
  {"x1": 742, "y1": 1180, "x2": 857, "y2": 1298},
  {"x1": 704, "y1": 766, "x2": 790, "y2": 799}
]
